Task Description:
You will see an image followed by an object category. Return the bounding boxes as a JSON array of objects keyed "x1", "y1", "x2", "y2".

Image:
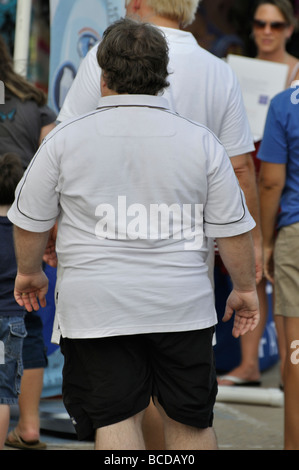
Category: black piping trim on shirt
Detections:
[
  {"x1": 17, "y1": 104, "x2": 244, "y2": 225},
  {"x1": 204, "y1": 187, "x2": 247, "y2": 226},
  {"x1": 16, "y1": 104, "x2": 177, "y2": 222},
  {"x1": 156, "y1": 108, "x2": 247, "y2": 226},
  {"x1": 15, "y1": 108, "x2": 111, "y2": 222}
]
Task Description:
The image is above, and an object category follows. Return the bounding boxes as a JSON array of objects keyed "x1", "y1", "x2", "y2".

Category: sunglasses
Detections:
[{"x1": 253, "y1": 19, "x2": 289, "y2": 31}]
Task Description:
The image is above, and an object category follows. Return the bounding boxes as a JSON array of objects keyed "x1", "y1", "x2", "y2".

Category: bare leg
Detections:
[
  {"x1": 274, "y1": 315, "x2": 286, "y2": 387},
  {"x1": 7, "y1": 368, "x2": 44, "y2": 443},
  {"x1": 95, "y1": 410, "x2": 146, "y2": 450},
  {"x1": 0, "y1": 405, "x2": 10, "y2": 450},
  {"x1": 283, "y1": 317, "x2": 299, "y2": 450},
  {"x1": 142, "y1": 400, "x2": 165, "y2": 450},
  {"x1": 155, "y1": 401, "x2": 218, "y2": 450}
]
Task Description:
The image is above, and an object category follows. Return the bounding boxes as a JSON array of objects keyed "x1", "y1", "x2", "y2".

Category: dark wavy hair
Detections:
[
  {"x1": 0, "y1": 34, "x2": 47, "y2": 105},
  {"x1": 97, "y1": 18, "x2": 170, "y2": 95},
  {"x1": 0, "y1": 153, "x2": 24, "y2": 205}
]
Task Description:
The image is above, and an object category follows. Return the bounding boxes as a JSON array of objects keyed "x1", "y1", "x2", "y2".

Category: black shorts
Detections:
[{"x1": 60, "y1": 328, "x2": 217, "y2": 441}]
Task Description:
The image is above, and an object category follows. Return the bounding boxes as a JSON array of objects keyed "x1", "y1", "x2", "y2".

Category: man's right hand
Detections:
[{"x1": 222, "y1": 288, "x2": 260, "y2": 338}]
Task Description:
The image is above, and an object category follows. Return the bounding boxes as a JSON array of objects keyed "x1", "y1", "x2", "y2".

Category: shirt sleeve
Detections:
[
  {"x1": 257, "y1": 100, "x2": 288, "y2": 164},
  {"x1": 203, "y1": 134, "x2": 256, "y2": 238},
  {"x1": 8, "y1": 133, "x2": 61, "y2": 232},
  {"x1": 57, "y1": 44, "x2": 101, "y2": 122},
  {"x1": 218, "y1": 68, "x2": 255, "y2": 158},
  {"x1": 39, "y1": 104, "x2": 57, "y2": 127}
]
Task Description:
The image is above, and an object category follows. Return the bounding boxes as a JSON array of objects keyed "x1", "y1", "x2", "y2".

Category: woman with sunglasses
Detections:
[
  {"x1": 245, "y1": 0, "x2": 299, "y2": 396},
  {"x1": 253, "y1": 0, "x2": 298, "y2": 387},
  {"x1": 219, "y1": 0, "x2": 298, "y2": 390},
  {"x1": 252, "y1": 0, "x2": 299, "y2": 86}
]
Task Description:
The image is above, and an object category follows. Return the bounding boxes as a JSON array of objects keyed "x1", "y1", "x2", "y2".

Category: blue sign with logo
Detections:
[{"x1": 49, "y1": 0, "x2": 124, "y2": 113}]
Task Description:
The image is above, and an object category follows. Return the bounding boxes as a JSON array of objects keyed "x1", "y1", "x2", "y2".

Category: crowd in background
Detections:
[{"x1": 1, "y1": 0, "x2": 299, "y2": 452}]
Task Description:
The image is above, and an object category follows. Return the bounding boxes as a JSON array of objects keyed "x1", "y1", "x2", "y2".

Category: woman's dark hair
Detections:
[
  {"x1": 0, "y1": 34, "x2": 47, "y2": 105},
  {"x1": 0, "y1": 153, "x2": 24, "y2": 205},
  {"x1": 97, "y1": 18, "x2": 170, "y2": 95},
  {"x1": 253, "y1": 0, "x2": 298, "y2": 28}
]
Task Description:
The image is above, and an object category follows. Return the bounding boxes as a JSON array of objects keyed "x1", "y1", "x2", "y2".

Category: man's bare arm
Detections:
[
  {"x1": 13, "y1": 226, "x2": 51, "y2": 312},
  {"x1": 258, "y1": 161, "x2": 286, "y2": 283},
  {"x1": 231, "y1": 153, "x2": 263, "y2": 285},
  {"x1": 216, "y1": 232, "x2": 260, "y2": 338}
]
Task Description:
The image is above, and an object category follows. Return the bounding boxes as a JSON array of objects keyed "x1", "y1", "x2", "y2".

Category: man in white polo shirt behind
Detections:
[{"x1": 8, "y1": 18, "x2": 259, "y2": 450}]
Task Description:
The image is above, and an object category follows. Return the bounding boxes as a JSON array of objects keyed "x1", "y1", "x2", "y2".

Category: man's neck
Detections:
[
  {"x1": 149, "y1": 14, "x2": 180, "y2": 29},
  {"x1": 101, "y1": 89, "x2": 120, "y2": 97},
  {"x1": 127, "y1": 3, "x2": 180, "y2": 30}
]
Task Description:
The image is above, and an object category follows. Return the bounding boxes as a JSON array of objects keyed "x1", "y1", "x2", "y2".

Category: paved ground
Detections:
[
  {"x1": 214, "y1": 363, "x2": 284, "y2": 450},
  {"x1": 4, "y1": 363, "x2": 284, "y2": 451}
]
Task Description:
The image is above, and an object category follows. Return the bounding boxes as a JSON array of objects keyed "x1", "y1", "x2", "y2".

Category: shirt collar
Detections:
[
  {"x1": 159, "y1": 26, "x2": 198, "y2": 46},
  {"x1": 96, "y1": 94, "x2": 170, "y2": 111}
]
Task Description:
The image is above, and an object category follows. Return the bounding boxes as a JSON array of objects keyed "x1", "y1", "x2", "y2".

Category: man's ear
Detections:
[
  {"x1": 100, "y1": 73, "x2": 108, "y2": 96},
  {"x1": 131, "y1": 0, "x2": 142, "y2": 13}
]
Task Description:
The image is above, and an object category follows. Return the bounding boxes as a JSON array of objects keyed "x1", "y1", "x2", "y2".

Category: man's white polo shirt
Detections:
[
  {"x1": 9, "y1": 95, "x2": 255, "y2": 340},
  {"x1": 58, "y1": 27, "x2": 254, "y2": 158}
]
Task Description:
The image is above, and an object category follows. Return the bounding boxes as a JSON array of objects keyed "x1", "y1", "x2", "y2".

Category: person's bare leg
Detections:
[
  {"x1": 0, "y1": 405, "x2": 10, "y2": 449},
  {"x1": 274, "y1": 315, "x2": 286, "y2": 387},
  {"x1": 142, "y1": 400, "x2": 165, "y2": 450},
  {"x1": 156, "y1": 401, "x2": 218, "y2": 450},
  {"x1": 95, "y1": 410, "x2": 146, "y2": 450},
  {"x1": 284, "y1": 317, "x2": 299, "y2": 450},
  {"x1": 7, "y1": 368, "x2": 44, "y2": 443}
]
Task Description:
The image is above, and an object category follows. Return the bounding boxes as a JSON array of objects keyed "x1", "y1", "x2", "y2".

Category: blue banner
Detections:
[{"x1": 48, "y1": 0, "x2": 124, "y2": 113}]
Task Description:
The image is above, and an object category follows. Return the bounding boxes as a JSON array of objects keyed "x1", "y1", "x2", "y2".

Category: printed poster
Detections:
[{"x1": 227, "y1": 54, "x2": 288, "y2": 142}]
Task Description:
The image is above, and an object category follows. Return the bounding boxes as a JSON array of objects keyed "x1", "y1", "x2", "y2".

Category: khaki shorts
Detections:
[{"x1": 274, "y1": 222, "x2": 299, "y2": 317}]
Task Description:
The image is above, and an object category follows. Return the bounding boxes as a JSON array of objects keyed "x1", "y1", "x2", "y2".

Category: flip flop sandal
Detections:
[
  {"x1": 218, "y1": 375, "x2": 262, "y2": 386},
  {"x1": 5, "y1": 429, "x2": 47, "y2": 450}
]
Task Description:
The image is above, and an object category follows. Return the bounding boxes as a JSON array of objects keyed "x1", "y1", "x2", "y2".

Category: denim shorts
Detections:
[{"x1": 0, "y1": 316, "x2": 27, "y2": 405}]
